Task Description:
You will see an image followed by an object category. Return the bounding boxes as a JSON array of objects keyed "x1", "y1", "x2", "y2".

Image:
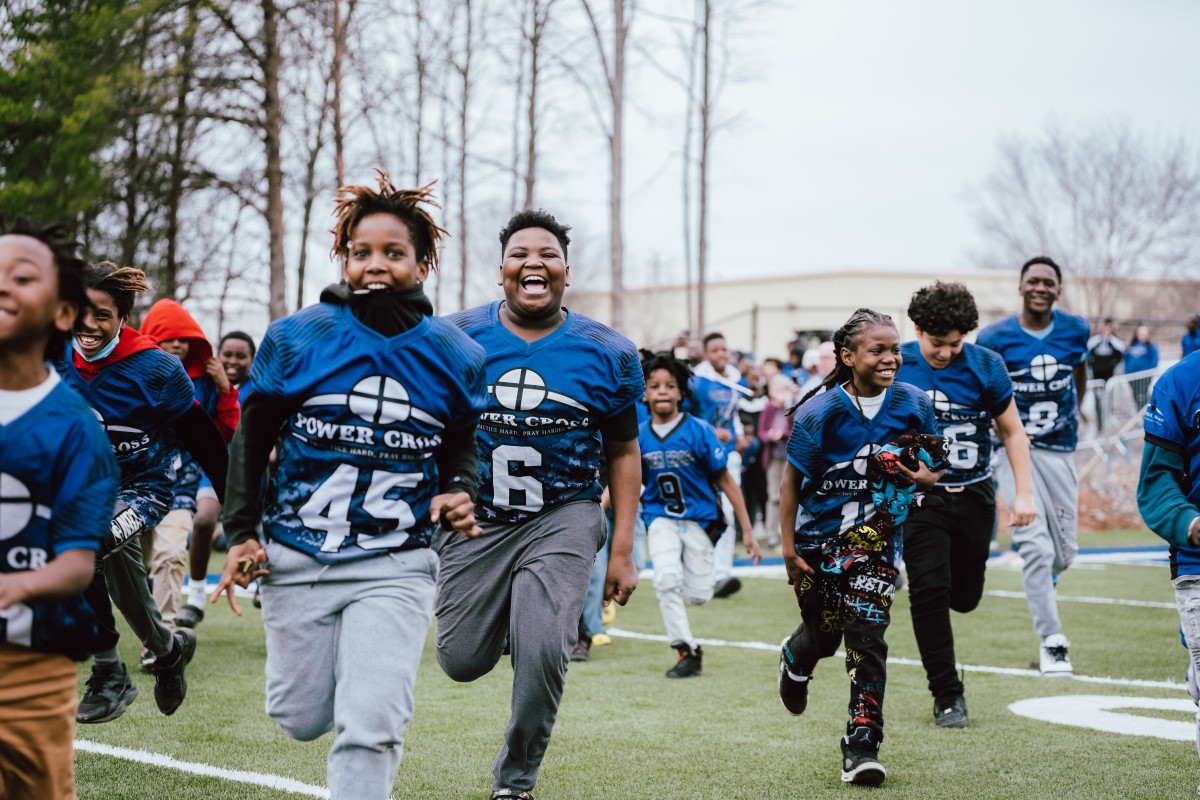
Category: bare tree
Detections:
[
  {"x1": 521, "y1": 0, "x2": 557, "y2": 208},
  {"x1": 971, "y1": 121, "x2": 1200, "y2": 319},
  {"x1": 332, "y1": 0, "x2": 347, "y2": 186},
  {"x1": 448, "y1": 0, "x2": 479, "y2": 310},
  {"x1": 579, "y1": 0, "x2": 635, "y2": 331}
]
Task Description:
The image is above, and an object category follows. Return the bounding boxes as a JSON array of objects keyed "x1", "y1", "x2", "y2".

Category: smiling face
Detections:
[
  {"x1": 1019, "y1": 263, "x2": 1060, "y2": 316},
  {"x1": 499, "y1": 227, "x2": 569, "y2": 321},
  {"x1": 915, "y1": 326, "x2": 964, "y2": 370},
  {"x1": 842, "y1": 323, "x2": 901, "y2": 396},
  {"x1": 220, "y1": 337, "x2": 253, "y2": 386},
  {"x1": 76, "y1": 288, "x2": 123, "y2": 358},
  {"x1": 704, "y1": 336, "x2": 730, "y2": 373},
  {"x1": 645, "y1": 367, "x2": 683, "y2": 422},
  {"x1": 0, "y1": 234, "x2": 75, "y2": 350},
  {"x1": 342, "y1": 213, "x2": 429, "y2": 292}
]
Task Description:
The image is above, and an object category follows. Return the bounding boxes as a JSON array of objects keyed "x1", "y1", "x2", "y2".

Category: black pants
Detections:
[
  {"x1": 84, "y1": 528, "x2": 174, "y2": 657},
  {"x1": 785, "y1": 542, "x2": 897, "y2": 740},
  {"x1": 904, "y1": 481, "x2": 995, "y2": 700}
]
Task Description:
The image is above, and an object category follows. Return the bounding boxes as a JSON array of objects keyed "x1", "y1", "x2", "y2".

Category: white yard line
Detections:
[
  {"x1": 606, "y1": 627, "x2": 1185, "y2": 691},
  {"x1": 985, "y1": 588, "x2": 1175, "y2": 609},
  {"x1": 74, "y1": 740, "x2": 329, "y2": 798}
]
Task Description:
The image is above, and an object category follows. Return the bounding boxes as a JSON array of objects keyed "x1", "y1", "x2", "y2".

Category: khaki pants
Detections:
[
  {"x1": 147, "y1": 508, "x2": 193, "y2": 628},
  {"x1": 0, "y1": 644, "x2": 78, "y2": 800}
]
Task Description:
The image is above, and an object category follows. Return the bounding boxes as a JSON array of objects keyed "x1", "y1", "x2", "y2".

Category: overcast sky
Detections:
[{"x1": 553, "y1": 0, "x2": 1200, "y2": 288}]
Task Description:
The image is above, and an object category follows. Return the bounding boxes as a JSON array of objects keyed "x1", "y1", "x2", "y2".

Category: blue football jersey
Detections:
[
  {"x1": 638, "y1": 414, "x2": 727, "y2": 526},
  {"x1": 1143, "y1": 353, "x2": 1200, "y2": 577},
  {"x1": 252, "y1": 304, "x2": 486, "y2": 563},
  {"x1": 976, "y1": 310, "x2": 1089, "y2": 452},
  {"x1": 449, "y1": 303, "x2": 644, "y2": 524},
  {"x1": 688, "y1": 374, "x2": 742, "y2": 454},
  {"x1": 786, "y1": 383, "x2": 937, "y2": 552},
  {"x1": 896, "y1": 341, "x2": 1013, "y2": 485},
  {"x1": 1, "y1": 380, "x2": 119, "y2": 659},
  {"x1": 57, "y1": 348, "x2": 196, "y2": 531}
]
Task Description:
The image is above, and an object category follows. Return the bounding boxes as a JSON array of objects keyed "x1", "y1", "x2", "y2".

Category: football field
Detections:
[{"x1": 75, "y1": 530, "x2": 1197, "y2": 799}]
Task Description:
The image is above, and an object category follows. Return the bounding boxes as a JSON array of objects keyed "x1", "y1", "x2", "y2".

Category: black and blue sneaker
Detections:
[
  {"x1": 840, "y1": 727, "x2": 886, "y2": 786},
  {"x1": 778, "y1": 638, "x2": 810, "y2": 715}
]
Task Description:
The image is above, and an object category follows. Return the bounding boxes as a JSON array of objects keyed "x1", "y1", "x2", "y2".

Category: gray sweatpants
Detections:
[
  {"x1": 434, "y1": 500, "x2": 605, "y2": 793},
  {"x1": 995, "y1": 447, "x2": 1079, "y2": 638},
  {"x1": 261, "y1": 541, "x2": 438, "y2": 800},
  {"x1": 1172, "y1": 574, "x2": 1200, "y2": 757}
]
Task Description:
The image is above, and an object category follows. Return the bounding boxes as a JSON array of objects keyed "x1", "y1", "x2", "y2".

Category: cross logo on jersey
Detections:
[
  {"x1": 491, "y1": 368, "x2": 587, "y2": 412},
  {"x1": 90, "y1": 408, "x2": 150, "y2": 455},
  {"x1": 828, "y1": 443, "x2": 880, "y2": 476},
  {"x1": 1030, "y1": 354, "x2": 1060, "y2": 381},
  {"x1": 304, "y1": 375, "x2": 444, "y2": 429},
  {"x1": 0, "y1": 473, "x2": 51, "y2": 540}
]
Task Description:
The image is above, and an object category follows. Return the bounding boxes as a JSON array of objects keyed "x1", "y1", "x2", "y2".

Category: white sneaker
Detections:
[
  {"x1": 1186, "y1": 662, "x2": 1198, "y2": 705},
  {"x1": 1039, "y1": 633, "x2": 1073, "y2": 676}
]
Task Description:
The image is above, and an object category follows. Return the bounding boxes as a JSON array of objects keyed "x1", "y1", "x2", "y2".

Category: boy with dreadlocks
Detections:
[
  {"x1": 0, "y1": 217, "x2": 119, "y2": 798},
  {"x1": 214, "y1": 171, "x2": 485, "y2": 800},
  {"x1": 775, "y1": 308, "x2": 945, "y2": 787},
  {"x1": 59, "y1": 261, "x2": 227, "y2": 724},
  {"x1": 897, "y1": 282, "x2": 1036, "y2": 728},
  {"x1": 639, "y1": 351, "x2": 760, "y2": 678}
]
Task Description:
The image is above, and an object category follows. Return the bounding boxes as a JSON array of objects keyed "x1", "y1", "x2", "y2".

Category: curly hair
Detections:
[
  {"x1": 640, "y1": 349, "x2": 693, "y2": 391},
  {"x1": 907, "y1": 281, "x2": 979, "y2": 337},
  {"x1": 330, "y1": 170, "x2": 448, "y2": 272},
  {"x1": 1021, "y1": 255, "x2": 1062, "y2": 283},
  {"x1": 499, "y1": 208, "x2": 571, "y2": 261},
  {"x1": 84, "y1": 261, "x2": 151, "y2": 321},
  {"x1": 1, "y1": 214, "x2": 89, "y2": 359},
  {"x1": 788, "y1": 308, "x2": 896, "y2": 414}
]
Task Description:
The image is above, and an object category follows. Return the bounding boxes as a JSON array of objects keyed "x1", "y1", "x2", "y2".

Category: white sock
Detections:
[{"x1": 185, "y1": 577, "x2": 207, "y2": 609}]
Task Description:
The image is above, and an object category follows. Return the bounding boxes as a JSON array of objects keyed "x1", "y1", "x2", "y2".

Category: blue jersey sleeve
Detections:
[
  {"x1": 984, "y1": 348, "x2": 1014, "y2": 414},
  {"x1": 698, "y1": 421, "x2": 729, "y2": 476},
  {"x1": 1145, "y1": 370, "x2": 1186, "y2": 451},
  {"x1": 249, "y1": 322, "x2": 290, "y2": 400},
  {"x1": 158, "y1": 357, "x2": 197, "y2": 421},
  {"x1": 53, "y1": 409, "x2": 120, "y2": 553},
  {"x1": 785, "y1": 414, "x2": 821, "y2": 480}
]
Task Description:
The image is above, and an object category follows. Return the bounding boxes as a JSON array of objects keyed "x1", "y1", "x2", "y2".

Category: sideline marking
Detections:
[
  {"x1": 74, "y1": 740, "x2": 329, "y2": 798},
  {"x1": 606, "y1": 628, "x2": 1185, "y2": 691},
  {"x1": 1008, "y1": 695, "x2": 1197, "y2": 741},
  {"x1": 986, "y1": 588, "x2": 1174, "y2": 609}
]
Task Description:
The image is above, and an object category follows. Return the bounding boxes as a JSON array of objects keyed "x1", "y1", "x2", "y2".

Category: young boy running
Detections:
[
  {"x1": 214, "y1": 174, "x2": 485, "y2": 800},
  {"x1": 640, "y1": 351, "x2": 760, "y2": 678},
  {"x1": 1137, "y1": 351, "x2": 1200, "y2": 793},
  {"x1": 440, "y1": 208, "x2": 642, "y2": 800},
  {"x1": 0, "y1": 217, "x2": 119, "y2": 799},
  {"x1": 897, "y1": 282, "x2": 1036, "y2": 726},
  {"x1": 59, "y1": 261, "x2": 226, "y2": 723},
  {"x1": 976, "y1": 257, "x2": 1089, "y2": 675},
  {"x1": 139, "y1": 298, "x2": 239, "y2": 634}
]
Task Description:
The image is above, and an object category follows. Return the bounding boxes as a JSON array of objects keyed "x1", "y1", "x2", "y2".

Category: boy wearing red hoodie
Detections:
[
  {"x1": 138, "y1": 299, "x2": 239, "y2": 632},
  {"x1": 57, "y1": 263, "x2": 228, "y2": 723}
]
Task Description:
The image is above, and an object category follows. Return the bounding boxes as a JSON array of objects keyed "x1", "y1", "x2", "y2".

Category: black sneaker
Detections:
[
  {"x1": 712, "y1": 577, "x2": 742, "y2": 598},
  {"x1": 149, "y1": 628, "x2": 196, "y2": 716},
  {"x1": 840, "y1": 727, "x2": 887, "y2": 786},
  {"x1": 934, "y1": 694, "x2": 968, "y2": 728},
  {"x1": 489, "y1": 790, "x2": 533, "y2": 800},
  {"x1": 175, "y1": 603, "x2": 205, "y2": 629},
  {"x1": 570, "y1": 637, "x2": 591, "y2": 662},
  {"x1": 666, "y1": 644, "x2": 703, "y2": 678},
  {"x1": 139, "y1": 647, "x2": 156, "y2": 672},
  {"x1": 778, "y1": 638, "x2": 810, "y2": 715},
  {"x1": 77, "y1": 661, "x2": 138, "y2": 724}
]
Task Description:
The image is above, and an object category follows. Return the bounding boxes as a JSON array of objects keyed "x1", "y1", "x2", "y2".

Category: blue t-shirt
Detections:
[
  {"x1": 1183, "y1": 330, "x2": 1200, "y2": 358},
  {"x1": 638, "y1": 414, "x2": 727, "y2": 526},
  {"x1": 1, "y1": 380, "x2": 119, "y2": 659},
  {"x1": 688, "y1": 374, "x2": 743, "y2": 455},
  {"x1": 896, "y1": 341, "x2": 1013, "y2": 486},
  {"x1": 448, "y1": 302, "x2": 644, "y2": 524},
  {"x1": 57, "y1": 348, "x2": 196, "y2": 531},
  {"x1": 785, "y1": 383, "x2": 937, "y2": 553},
  {"x1": 1123, "y1": 341, "x2": 1159, "y2": 375},
  {"x1": 976, "y1": 310, "x2": 1089, "y2": 452},
  {"x1": 1144, "y1": 353, "x2": 1200, "y2": 577},
  {"x1": 252, "y1": 303, "x2": 486, "y2": 562}
]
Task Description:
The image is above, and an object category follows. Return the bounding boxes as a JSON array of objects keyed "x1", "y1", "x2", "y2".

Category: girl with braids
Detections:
[
  {"x1": 58, "y1": 260, "x2": 228, "y2": 725},
  {"x1": 638, "y1": 351, "x2": 760, "y2": 679},
  {"x1": 214, "y1": 170, "x2": 486, "y2": 800},
  {"x1": 775, "y1": 308, "x2": 944, "y2": 787},
  {"x1": 0, "y1": 217, "x2": 118, "y2": 798}
]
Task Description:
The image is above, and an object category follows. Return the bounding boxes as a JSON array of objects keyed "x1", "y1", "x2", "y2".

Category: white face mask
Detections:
[{"x1": 72, "y1": 321, "x2": 123, "y2": 362}]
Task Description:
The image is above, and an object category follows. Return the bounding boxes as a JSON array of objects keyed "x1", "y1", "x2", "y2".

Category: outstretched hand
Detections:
[{"x1": 212, "y1": 540, "x2": 269, "y2": 617}]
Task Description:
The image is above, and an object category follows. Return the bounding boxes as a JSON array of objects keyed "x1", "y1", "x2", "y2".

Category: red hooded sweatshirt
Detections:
[{"x1": 139, "y1": 299, "x2": 240, "y2": 441}]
